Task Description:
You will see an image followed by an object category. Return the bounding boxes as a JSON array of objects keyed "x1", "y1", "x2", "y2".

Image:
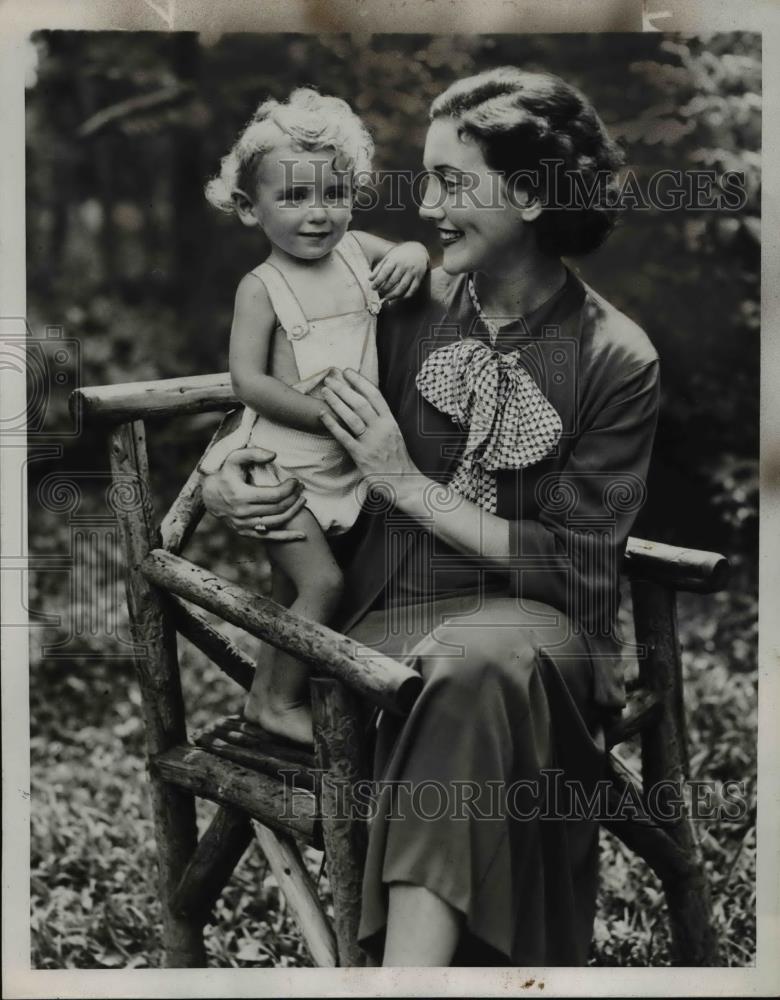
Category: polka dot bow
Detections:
[{"x1": 415, "y1": 339, "x2": 563, "y2": 512}]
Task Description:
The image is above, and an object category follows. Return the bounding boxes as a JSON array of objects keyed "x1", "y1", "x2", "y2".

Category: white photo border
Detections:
[{"x1": 2, "y1": 1, "x2": 778, "y2": 996}]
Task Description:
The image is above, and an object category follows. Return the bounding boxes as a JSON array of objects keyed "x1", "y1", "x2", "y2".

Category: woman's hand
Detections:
[
  {"x1": 319, "y1": 368, "x2": 426, "y2": 504},
  {"x1": 321, "y1": 370, "x2": 511, "y2": 563},
  {"x1": 201, "y1": 447, "x2": 307, "y2": 540}
]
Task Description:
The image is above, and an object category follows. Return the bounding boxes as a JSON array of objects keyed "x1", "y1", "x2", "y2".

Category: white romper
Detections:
[{"x1": 200, "y1": 232, "x2": 381, "y2": 535}]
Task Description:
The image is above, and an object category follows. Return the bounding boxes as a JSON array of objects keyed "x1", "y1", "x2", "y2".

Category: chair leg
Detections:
[
  {"x1": 631, "y1": 579, "x2": 720, "y2": 965},
  {"x1": 311, "y1": 678, "x2": 369, "y2": 967},
  {"x1": 171, "y1": 806, "x2": 254, "y2": 926},
  {"x1": 253, "y1": 821, "x2": 338, "y2": 967},
  {"x1": 110, "y1": 421, "x2": 206, "y2": 966}
]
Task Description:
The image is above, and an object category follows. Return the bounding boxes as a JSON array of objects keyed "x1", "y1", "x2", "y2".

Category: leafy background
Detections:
[{"x1": 26, "y1": 31, "x2": 759, "y2": 967}]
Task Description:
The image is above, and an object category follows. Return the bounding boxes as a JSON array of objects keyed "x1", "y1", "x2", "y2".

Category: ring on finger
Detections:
[{"x1": 254, "y1": 520, "x2": 268, "y2": 534}]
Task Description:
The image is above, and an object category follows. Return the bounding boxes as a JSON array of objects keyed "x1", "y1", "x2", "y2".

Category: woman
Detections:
[{"x1": 202, "y1": 67, "x2": 660, "y2": 967}]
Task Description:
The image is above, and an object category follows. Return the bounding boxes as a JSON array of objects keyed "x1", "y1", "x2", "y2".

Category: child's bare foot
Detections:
[{"x1": 244, "y1": 688, "x2": 313, "y2": 745}]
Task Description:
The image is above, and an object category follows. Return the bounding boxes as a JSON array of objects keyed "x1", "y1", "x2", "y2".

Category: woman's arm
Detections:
[
  {"x1": 229, "y1": 273, "x2": 329, "y2": 432},
  {"x1": 398, "y1": 361, "x2": 660, "y2": 556},
  {"x1": 383, "y1": 470, "x2": 512, "y2": 559},
  {"x1": 320, "y1": 363, "x2": 660, "y2": 631},
  {"x1": 503, "y1": 360, "x2": 661, "y2": 629}
]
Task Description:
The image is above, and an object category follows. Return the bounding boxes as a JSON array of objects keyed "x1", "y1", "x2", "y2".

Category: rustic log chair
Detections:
[{"x1": 71, "y1": 372, "x2": 728, "y2": 968}]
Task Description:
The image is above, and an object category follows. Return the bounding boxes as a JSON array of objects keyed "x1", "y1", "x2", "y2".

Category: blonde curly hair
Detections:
[{"x1": 205, "y1": 88, "x2": 374, "y2": 214}]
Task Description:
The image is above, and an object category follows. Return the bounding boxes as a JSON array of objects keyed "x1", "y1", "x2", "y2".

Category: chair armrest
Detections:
[
  {"x1": 70, "y1": 372, "x2": 238, "y2": 424},
  {"x1": 623, "y1": 536, "x2": 729, "y2": 593},
  {"x1": 142, "y1": 549, "x2": 423, "y2": 715}
]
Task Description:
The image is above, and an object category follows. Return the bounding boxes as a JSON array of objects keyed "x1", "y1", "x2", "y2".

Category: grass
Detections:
[{"x1": 29, "y1": 514, "x2": 756, "y2": 968}]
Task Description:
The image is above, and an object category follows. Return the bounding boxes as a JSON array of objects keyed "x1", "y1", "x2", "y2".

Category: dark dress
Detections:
[{"x1": 331, "y1": 266, "x2": 660, "y2": 966}]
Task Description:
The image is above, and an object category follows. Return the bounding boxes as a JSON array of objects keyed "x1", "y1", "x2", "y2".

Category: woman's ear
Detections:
[
  {"x1": 504, "y1": 177, "x2": 543, "y2": 222},
  {"x1": 519, "y1": 198, "x2": 543, "y2": 223},
  {"x1": 232, "y1": 188, "x2": 259, "y2": 228}
]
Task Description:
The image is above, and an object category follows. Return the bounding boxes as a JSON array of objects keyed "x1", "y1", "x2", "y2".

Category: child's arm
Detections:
[
  {"x1": 229, "y1": 273, "x2": 328, "y2": 432},
  {"x1": 352, "y1": 231, "x2": 429, "y2": 302},
  {"x1": 352, "y1": 231, "x2": 405, "y2": 268}
]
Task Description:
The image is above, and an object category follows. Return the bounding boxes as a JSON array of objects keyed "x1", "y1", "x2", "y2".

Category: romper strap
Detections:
[
  {"x1": 251, "y1": 262, "x2": 311, "y2": 341},
  {"x1": 335, "y1": 232, "x2": 382, "y2": 316}
]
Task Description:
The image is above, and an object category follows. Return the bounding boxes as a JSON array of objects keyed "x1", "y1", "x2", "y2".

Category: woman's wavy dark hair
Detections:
[{"x1": 430, "y1": 67, "x2": 625, "y2": 257}]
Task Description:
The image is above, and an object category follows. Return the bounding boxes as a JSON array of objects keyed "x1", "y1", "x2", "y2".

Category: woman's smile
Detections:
[{"x1": 438, "y1": 226, "x2": 464, "y2": 246}]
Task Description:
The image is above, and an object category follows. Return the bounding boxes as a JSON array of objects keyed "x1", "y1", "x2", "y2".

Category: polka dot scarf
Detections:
[{"x1": 415, "y1": 337, "x2": 563, "y2": 513}]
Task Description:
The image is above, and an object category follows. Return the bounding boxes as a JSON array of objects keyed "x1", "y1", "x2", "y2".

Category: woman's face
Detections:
[{"x1": 420, "y1": 117, "x2": 536, "y2": 275}]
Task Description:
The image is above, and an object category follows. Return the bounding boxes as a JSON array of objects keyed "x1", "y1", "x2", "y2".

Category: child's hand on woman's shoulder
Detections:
[{"x1": 369, "y1": 242, "x2": 429, "y2": 302}]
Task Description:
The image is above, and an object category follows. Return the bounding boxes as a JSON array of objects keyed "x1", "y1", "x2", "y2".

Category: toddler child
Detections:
[{"x1": 200, "y1": 89, "x2": 429, "y2": 744}]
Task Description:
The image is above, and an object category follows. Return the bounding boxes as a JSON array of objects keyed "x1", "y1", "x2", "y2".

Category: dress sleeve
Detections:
[{"x1": 507, "y1": 359, "x2": 661, "y2": 635}]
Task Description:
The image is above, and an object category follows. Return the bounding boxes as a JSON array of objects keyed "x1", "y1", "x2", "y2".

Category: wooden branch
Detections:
[
  {"x1": 141, "y1": 549, "x2": 423, "y2": 715},
  {"x1": 108, "y1": 421, "x2": 205, "y2": 967},
  {"x1": 608, "y1": 747, "x2": 646, "y2": 792},
  {"x1": 311, "y1": 679, "x2": 369, "y2": 967},
  {"x1": 632, "y1": 581, "x2": 691, "y2": 794},
  {"x1": 160, "y1": 462, "x2": 206, "y2": 555},
  {"x1": 624, "y1": 537, "x2": 729, "y2": 593},
  {"x1": 195, "y1": 736, "x2": 316, "y2": 793},
  {"x1": 195, "y1": 716, "x2": 316, "y2": 792},
  {"x1": 152, "y1": 744, "x2": 319, "y2": 845},
  {"x1": 170, "y1": 807, "x2": 253, "y2": 925},
  {"x1": 203, "y1": 716, "x2": 317, "y2": 769},
  {"x1": 604, "y1": 757, "x2": 694, "y2": 882},
  {"x1": 253, "y1": 822, "x2": 338, "y2": 968},
  {"x1": 160, "y1": 411, "x2": 237, "y2": 555},
  {"x1": 167, "y1": 595, "x2": 255, "y2": 691},
  {"x1": 603, "y1": 817, "x2": 693, "y2": 881},
  {"x1": 71, "y1": 373, "x2": 237, "y2": 425},
  {"x1": 78, "y1": 83, "x2": 194, "y2": 138},
  {"x1": 631, "y1": 579, "x2": 720, "y2": 964},
  {"x1": 605, "y1": 690, "x2": 664, "y2": 749}
]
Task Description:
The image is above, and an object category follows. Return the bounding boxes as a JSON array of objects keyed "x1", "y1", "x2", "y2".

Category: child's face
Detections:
[{"x1": 243, "y1": 143, "x2": 353, "y2": 261}]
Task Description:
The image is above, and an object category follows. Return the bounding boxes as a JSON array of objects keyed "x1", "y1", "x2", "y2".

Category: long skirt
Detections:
[{"x1": 346, "y1": 592, "x2": 608, "y2": 966}]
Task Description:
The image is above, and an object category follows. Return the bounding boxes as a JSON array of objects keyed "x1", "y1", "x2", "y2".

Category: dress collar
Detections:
[{"x1": 458, "y1": 267, "x2": 585, "y2": 354}]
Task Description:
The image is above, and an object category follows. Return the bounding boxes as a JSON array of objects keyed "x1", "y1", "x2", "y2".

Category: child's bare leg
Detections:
[{"x1": 244, "y1": 506, "x2": 343, "y2": 744}]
